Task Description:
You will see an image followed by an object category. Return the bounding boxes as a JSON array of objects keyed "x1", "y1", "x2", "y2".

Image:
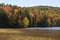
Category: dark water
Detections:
[{"x1": 26, "y1": 27, "x2": 60, "y2": 30}]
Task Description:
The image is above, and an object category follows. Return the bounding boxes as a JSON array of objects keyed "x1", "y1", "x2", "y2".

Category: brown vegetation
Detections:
[{"x1": 0, "y1": 29, "x2": 60, "y2": 40}]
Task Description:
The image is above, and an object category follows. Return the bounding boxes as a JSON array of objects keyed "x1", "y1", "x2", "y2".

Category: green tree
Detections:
[
  {"x1": 0, "y1": 9, "x2": 8, "y2": 27},
  {"x1": 8, "y1": 13, "x2": 18, "y2": 28}
]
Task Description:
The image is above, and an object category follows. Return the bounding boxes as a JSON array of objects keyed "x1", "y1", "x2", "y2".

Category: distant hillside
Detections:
[{"x1": 0, "y1": 3, "x2": 60, "y2": 28}]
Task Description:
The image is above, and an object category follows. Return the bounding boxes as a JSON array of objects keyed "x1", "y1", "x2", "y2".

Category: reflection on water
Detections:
[{"x1": 26, "y1": 27, "x2": 60, "y2": 30}]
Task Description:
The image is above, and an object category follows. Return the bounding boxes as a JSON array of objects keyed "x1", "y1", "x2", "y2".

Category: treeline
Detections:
[{"x1": 0, "y1": 3, "x2": 60, "y2": 28}]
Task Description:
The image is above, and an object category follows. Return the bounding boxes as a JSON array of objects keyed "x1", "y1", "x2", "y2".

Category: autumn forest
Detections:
[{"x1": 0, "y1": 3, "x2": 60, "y2": 28}]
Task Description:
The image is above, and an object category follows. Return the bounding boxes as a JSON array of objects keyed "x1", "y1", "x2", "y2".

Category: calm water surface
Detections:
[{"x1": 26, "y1": 27, "x2": 60, "y2": 30}]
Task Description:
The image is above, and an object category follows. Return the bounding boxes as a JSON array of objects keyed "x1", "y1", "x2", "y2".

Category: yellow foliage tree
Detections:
[
  {"x1": 23, "y1": 17, "x2": 29, "y2": 27},
  {"x1": 29, "y1": 12, "x2": 34, "y2": 17},
  {"x1": 14, "y1": 9, "x2": 19, "y2": 14}
]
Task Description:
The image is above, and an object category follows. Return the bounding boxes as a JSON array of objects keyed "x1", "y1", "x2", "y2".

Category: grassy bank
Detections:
[{"x1": 0, "y1": 29, "x2": 60, "y2": 40}]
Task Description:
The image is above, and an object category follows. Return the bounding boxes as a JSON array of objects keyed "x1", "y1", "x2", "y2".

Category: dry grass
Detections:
[{"x1": 0, "y1": 29, "x2": 60, "y2": 40}]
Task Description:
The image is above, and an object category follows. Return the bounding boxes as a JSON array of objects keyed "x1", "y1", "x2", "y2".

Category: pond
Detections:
[{"x1": 26, "y1": 27, "x2": 60, "y2": 30}]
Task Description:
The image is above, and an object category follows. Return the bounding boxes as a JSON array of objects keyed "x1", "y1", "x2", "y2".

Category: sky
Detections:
[{"x1": 0, "y1": 0, "x2": 60, "y2": 7}]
